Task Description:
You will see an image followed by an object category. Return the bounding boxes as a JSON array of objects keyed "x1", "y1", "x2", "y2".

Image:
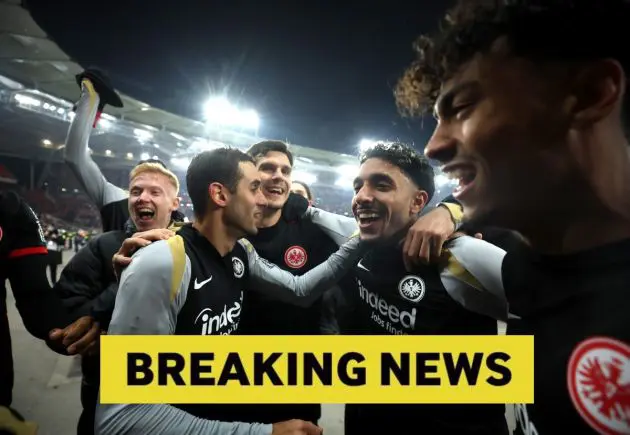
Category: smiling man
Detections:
[
  {"x1": 96, "y1": 147, "x2": 366, "y2": 435},
  {"x1": 395, "y1": 0, "x2": 630, "y2": 433},
  {"x1": 324, "y1": 142, "x2": 509, "y2": 435},
  {"x1": 51, "y1": 161, "x2": 183, "y2": 435}
]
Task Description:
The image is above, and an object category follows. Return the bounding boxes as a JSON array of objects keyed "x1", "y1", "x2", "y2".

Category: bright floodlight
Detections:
[
  {"x1": 359, "y1": 139, "x2": 377, "y2": 152},
  {"x1": 140, "y1": 152, "x2": 150, "y2": 160},
  {"x1": 240, "y1": 109, "x2": 260, "y2": 130},
  {"x1": 203, "y1": 97, "x2": 260, "y2": 130}
]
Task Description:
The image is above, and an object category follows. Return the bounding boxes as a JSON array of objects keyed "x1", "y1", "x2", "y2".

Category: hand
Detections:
[
  {"x1": 272, "y1": 420, "x2": 323, "y2": 435},
  {"x1": 0, "y1": 406, "x2": 38, "y2": 435},
  {"x1": 402, "y1": 206, "x2": 456, "y2": 269},
  {"x1": 112, "y1": 229, "x2": 174, "y2": 279},
  {"x1": 48, "y1": 316, "x2": 100, "y2": 355}
]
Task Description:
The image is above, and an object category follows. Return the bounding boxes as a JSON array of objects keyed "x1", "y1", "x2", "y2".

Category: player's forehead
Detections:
[
  {"x1": 357, "y1": 158, "x2": 407, "y2": 185},
  {"x1": 129, "y1": 172, "x2": 168, "y2": 189},
  {"x1": 239, "y1": 161, "x2": 261, "y2": 184},
  {"x1": 257, "y1": 151, "x2": 291, "y2": 169}
]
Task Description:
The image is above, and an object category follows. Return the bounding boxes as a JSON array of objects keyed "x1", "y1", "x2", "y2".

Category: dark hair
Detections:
[
  {"x1": 246, "y1": 140, "x2": 294, "y2": 167},
  {"x1": 395, "y1": 0, "x2": 630, "y2": 118},
  {"x1": 360, "y1": 142, "x2": 435, "y2": 201},
  {"x1": 186, "y1": 148, "x2": 255, "y2": 220},
  {"x1": 292, "y1": 180, "x2": 313, "y2": 201}
]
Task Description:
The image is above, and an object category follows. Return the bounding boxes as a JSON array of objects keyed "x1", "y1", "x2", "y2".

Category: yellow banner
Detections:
[{"x1": 99, "y1": 335, "x2": 534, "y2": 404}]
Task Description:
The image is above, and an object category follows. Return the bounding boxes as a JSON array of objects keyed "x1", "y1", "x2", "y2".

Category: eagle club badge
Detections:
[
  {"x1": 567, "y1": 336, "x2": 630, "y2": 435},
  {"x1": 284, "y1": 245, "x2": 307, "y2": 269},
  {"x1": 398, "y1": 275, "x2": 425, "y2": 303},
  {"x1": 232, "y1": 257, "x2": 245, "y2": 279}
]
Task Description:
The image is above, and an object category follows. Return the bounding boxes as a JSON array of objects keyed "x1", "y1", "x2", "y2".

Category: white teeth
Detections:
[{"x1": 358, "y1": 213, "x2": 379, "y2": 219}]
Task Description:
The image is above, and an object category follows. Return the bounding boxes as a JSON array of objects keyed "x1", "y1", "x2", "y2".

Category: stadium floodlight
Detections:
[
  {"x1": 42, "y1": 139, "x2": 52, "y2": 146},
  {"x1": 203, "y1": 97, "x2": 260, "y2": 130},
  {"x1": 126, "y1": 152, "x2": 133, "y2": 159},
  {"x1": 105, "y1": 150, "x2": 112, "y2": 156},
  {"x1": 140, "y1": 152, "x2": 150, "y2": 160},
  {"x1": 359, "y1": 139, "x2": 377, "y2": 152},
  {"x1": 292, "y1": 170, "x2": 317, "y2": 185},
  {"x1": 14, "y1": 93, "x2": 41, "y2": 107}
]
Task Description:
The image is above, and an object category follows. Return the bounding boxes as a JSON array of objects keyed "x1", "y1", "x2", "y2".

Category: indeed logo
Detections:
[
  {"x1": 358, "y1": 279, "x2": 416, "y2": 330},
  {"x1": 195, "y1": 293, "x2": 243, "y2": 335}
]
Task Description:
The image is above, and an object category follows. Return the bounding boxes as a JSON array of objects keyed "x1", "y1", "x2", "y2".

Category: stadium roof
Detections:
[{"x1": 0, "y1": 0, "x2": 357, "y2": 171}]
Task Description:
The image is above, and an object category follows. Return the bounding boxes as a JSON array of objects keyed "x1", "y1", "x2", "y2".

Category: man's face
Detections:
[
  {"x1": 128, "y1": 172, "x2": 179, "y2": 231},
  {"x1": 291, "y1": 182, "x2": 311, "y2": 203},
  {"x1": 224, "y1": 161, "x2": 268, "y2": 237},
  {"x1": 424, "y1": 48, "x2": 573, "y2": 229},
  {"x1": 256, "y1": 151, "x2": 292, "y2": 210},
  {"x1": 351, "y1": 158, "x2": 422, "y2": 242}
]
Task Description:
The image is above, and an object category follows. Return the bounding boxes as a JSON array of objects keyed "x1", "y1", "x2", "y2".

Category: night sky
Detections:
[{"x1": 25, "y1": 0, "x2": 445, "y2": 154}]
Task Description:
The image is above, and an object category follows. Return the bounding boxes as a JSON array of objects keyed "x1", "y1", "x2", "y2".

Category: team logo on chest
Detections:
[
  {"x1": 567, "y1": 336, "x2": 630, "y2": 435},
  {"x1": 232, "y1": 257, "x2": 245, "y2": 279},
  {"x1": 284, "y1": 245, "x2": 308, "y2": 269},
  {"x1": 398, "y1": 275, "x2": 426, "y2": 303}
]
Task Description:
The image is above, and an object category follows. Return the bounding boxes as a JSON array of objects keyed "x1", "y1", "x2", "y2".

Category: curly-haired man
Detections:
[{"x1": 396, "y1": 1, "x2": 630, "y2": 434}]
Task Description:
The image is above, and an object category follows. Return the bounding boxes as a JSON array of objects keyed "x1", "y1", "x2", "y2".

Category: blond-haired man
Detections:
[{"x1": 48, "y1": 162, "x2": 184, "y2": 435}]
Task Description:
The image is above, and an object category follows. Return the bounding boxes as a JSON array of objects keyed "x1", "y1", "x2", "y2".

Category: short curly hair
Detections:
[
  {"x1": 360, "y1": 142, "x2": 435, "y2": 201},
  {"x1": 395, "y1": 0, "x2": 630, "y2": 117}
]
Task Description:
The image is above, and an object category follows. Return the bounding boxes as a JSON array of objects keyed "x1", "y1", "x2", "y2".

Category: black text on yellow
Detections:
[
  {"x1": 380, "y1": 352, "x2": 511, "y2": 386},
  {"x1": 127, "y1": 352, "x2": 368, "y2": 387}
]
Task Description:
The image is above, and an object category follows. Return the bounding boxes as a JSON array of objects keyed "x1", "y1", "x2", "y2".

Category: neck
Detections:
[
  {"x1": 193, "y1": 215, "x2": 238, "y2": 256},
  {"x1": 522, "y1": 132, "x2": 630, "y2": 254},
  {"x1": 258, "y1": 206, "x2": 282, "y2": 228}
]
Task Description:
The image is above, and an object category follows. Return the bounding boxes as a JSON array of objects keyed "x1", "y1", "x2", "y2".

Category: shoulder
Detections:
[{"x1": 128, "y1": 236, "x2": 187, "y2": 274}]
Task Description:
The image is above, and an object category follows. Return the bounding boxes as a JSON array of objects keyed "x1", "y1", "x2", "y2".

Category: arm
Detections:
[
  {"x1": 440, "y1": 235, "x2": 508, "y2": 322},
  {"x1": 2, "y1": 192, "x2": 71, "y2": 338},
  {"x1": 240, "y1": 237, "x2": 363, "y2": 307},
  {"x1": 96, "y1": 238, "x2": 273, "y2": 435},
  {"x1": 8, "y1": 254, "x2": 71, "y2": 339},
  {"x1": 302, "y1": 207, "x2": 358, "y2": 246},
  {"x1": 53, "y1": 237, "x2": 111, "y2": 320},
  {"x1": 64, "y1": 79, "x2": 127, "y2": 208}
]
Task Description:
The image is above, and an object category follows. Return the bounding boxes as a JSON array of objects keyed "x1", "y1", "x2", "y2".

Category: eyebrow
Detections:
[
  {"x1": 433, "y1": 81, "x2": 480, "y2": 120},
  {"x1": 352, "y1": 173, "x2": 395, "y2": 187}
]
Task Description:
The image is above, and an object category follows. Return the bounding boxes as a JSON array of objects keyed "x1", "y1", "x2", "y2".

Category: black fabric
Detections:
[
  {"x1": 171, "y1": 224, "x2": 258, "y2": 422},
  {"x1": 506, "y1": 238, "x2": 630, "y2": 435},
  {"x1": 52, "y1": 227, "x2": 130, "y2": 435},
  {"x1": 99, "y1": 199, "x2": 129, "y2": 233},
  {"x1": 0, "y1": 190, "x2": 70, "y2": 407},
  {"x1": 234, "y1": 208, "x2": 339, "y2": 424},
  {"x1": 75, "y1": 68, "x2": 124, "y2": 109},
  {"x1": 336, "y1": 239, "x2": 508, "y2": 434}
]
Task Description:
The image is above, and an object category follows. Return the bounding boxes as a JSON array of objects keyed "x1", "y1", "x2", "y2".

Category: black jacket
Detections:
[
  {"x1": 53, "y1": 228, "x2": 128, "y2": 329},
  {"x1": 53, "y1": 214, "x2": 186, "y2": 394}
]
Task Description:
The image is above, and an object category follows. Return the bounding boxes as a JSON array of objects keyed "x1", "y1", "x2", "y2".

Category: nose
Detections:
[
  {"x1": 137, "y1": 190, "x2": 152, "y2": 202},
  {"x1": 256, "y1": 189, "x2": 268, "y2": 207},
  {"x1": 353, "y1": 185, "x2": 374, "y2": 206},
  {"x1": 271, "y1": 167, "x2": 286, "y2": 181},
  {"x1": 424, "y1": 122, "x2": 458, "y2": 164}
]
